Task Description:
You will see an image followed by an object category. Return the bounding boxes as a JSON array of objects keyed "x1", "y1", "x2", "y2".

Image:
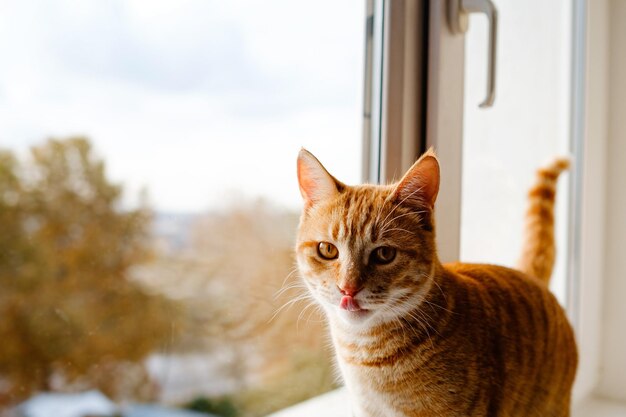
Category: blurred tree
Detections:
[
  {"x1": 0, "y1": 138, "x2": 178, "y2": 406},
  {"x1": 178, "y1": 199, "x2": 336, "y2": 416},
  {"x1": 131, "y1": 197, "x2": 337, "y2": 416}
]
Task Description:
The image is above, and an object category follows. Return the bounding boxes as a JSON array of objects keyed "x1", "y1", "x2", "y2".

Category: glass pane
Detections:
[
  {"x1": 460, "y1": 0, "x2": 571, "y2": 304},
  {"x1": 0, "y1": 1, "x2": 364, "y2": 415}
]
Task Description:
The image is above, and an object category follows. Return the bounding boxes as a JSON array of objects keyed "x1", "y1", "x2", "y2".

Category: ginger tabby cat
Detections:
[{"x1": 295, "y1": 149, "x2": 577, "y2": 417}]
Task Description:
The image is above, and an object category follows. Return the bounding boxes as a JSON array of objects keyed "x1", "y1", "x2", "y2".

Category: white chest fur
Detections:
[
  {"x1": 338, "y1": 360, "x2": 409, "y2": 417},
  {"x1": 330, "y1": 323, "x2": 413, "y2": 417}
]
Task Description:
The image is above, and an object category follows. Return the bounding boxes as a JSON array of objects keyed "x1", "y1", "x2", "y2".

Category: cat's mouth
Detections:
[
  {"x1": 340, "y1": 295, "x2": 365, "y2": 312},
  {"x1": 336, "y1": 295, "x2": 373, "y2": 323}
]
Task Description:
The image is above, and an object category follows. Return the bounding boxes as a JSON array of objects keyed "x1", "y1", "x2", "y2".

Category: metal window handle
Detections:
[{"x1": 448, "y1": 0, "x2": 498, "y2": 108}]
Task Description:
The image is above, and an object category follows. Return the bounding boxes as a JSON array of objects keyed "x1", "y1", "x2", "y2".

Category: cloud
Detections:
[{"x1": 0, "y1": 0, "x2": 364, "y2": 211}]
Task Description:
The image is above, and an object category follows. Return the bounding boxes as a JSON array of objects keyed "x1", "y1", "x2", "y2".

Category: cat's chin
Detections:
[{"x1": 335, "y1": 307, "x2": 374, "y2": 325}]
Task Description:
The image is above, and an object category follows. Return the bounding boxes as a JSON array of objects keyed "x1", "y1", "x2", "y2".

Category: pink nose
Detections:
[{"x1": 338, "y1": 285, "x2": 361, "y2": 297}]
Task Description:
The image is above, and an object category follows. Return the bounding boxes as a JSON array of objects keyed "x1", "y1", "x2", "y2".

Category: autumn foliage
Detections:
[
  {"x1": 0, "y1": 138, "x2": 178, "y2": 406},
  {"x1": 0, "y1": 138, "x2": 336, "y2": 415}
]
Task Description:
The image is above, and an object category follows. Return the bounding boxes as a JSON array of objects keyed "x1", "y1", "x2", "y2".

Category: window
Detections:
[
  {"x1": 460, "y1": 0, "x2": 572, "y2": 305},
  {"x1": 269, "y1": 0, "x2": 626, "y2": 416},
  {"x1": 0, "y1": 1, "x2": 365, "y2": 415}
]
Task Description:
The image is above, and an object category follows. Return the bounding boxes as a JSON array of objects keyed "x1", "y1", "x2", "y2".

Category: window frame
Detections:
[
  {"x1": 573, "y1": 0, "x2": 626, "y2": 412},
  {"x1": 363, "y1": 0, "x2": 464, "y2": 263}
]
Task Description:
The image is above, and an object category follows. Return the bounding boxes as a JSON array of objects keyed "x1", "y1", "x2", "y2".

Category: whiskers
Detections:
[
  {"x1": 379, "y1": 210, "x2": 428, "y2": 238},
  {"x1": 379, "y1": 226, "x2": 414, "y2": 238},
  {"x1": 273, "y1": 280, "x2": 307, "y2": 300},
  {"x1": 378, "y1": 288, "x2": 447, "y2": 350},
  {"x1": 296, "y1": 301, "x2": 325, "y2": 331},
  {"x1": 273, "y1": 267, "x2": 302, "y2": 299},
  {"x1": 270, "y1": 269, "x2": 324, "y2": 331},
  {"x1": 374, "y1": 186, "x2": 427, "y2": 237},
  {"x1": 383, "y1": 303, "x2": 435, "y2": 348},
  {"x1": 384, "y1": 302, "x2": 437, "y2": 350}
]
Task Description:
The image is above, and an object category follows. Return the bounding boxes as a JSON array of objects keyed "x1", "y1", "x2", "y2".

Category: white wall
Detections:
[{"x1": 597, "y1": 0, "x2": 626, "y2": 402}]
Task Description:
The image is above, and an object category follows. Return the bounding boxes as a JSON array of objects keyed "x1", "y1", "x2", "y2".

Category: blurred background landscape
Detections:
[
  {"x1": 0, "y1": 0, "x2": 364, "y2": 416},
  {"x1": 0, "y1": 137, "x2": 337, "y2": 417}
]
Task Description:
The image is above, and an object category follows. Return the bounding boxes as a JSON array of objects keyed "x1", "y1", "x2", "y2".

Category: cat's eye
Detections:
[
  {"x1": 371, "y1": 246, "x2": 396, "y2": 264},
  {"x1": 317, "y1": 242, "x2": 339, "y2": 260}
]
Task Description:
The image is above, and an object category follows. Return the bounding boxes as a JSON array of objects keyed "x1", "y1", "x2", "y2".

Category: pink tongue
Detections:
[{"x1": 340, "y1": 295, "x2": 361, "y2": 311}]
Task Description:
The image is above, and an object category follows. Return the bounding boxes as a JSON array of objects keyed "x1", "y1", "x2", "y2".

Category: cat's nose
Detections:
[{"x1": 338, "y1": 284, "x2": 361, "y2": 297}]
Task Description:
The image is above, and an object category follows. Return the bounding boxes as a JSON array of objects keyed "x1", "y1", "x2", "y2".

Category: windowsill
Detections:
[
  {"x1": 573, "y1": 395, "x2": 626, "y2": 417},
  {"x1": 267, "y1": 389, "x2": 626, "y2": 417},
  {"x1": 266, "y1": 388, "x2": 349, "y2": 417}
]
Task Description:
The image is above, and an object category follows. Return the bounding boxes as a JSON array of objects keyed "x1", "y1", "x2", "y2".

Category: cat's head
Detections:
[{"x1": 295, "y1": 149, "x2": 440, "y2": 327}]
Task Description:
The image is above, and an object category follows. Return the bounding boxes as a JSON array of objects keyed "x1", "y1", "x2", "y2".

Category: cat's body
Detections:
[
  {"x1": 295, "y1": 150, "x2": 577, "y2": 417},
  {"x1": 331, "y1": 262, "x2": 575, "y2": 417}
]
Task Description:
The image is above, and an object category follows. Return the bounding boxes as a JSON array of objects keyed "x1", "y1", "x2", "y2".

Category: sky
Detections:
[{"x1": 0, "y1": 0, "x2": 365, "y2": 212}]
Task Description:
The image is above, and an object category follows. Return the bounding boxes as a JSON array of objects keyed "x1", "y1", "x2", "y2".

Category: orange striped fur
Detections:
[
  {"x1": 295, "y1": 149, "x2": 577, "y2": 417},
  {"x1": 518, "y1": 158, "x2": 570, "y2": 284}
]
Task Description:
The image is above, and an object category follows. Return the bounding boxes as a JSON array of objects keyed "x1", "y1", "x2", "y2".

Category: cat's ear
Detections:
[
  {"x1": 393, "y1": 148, "x2": 440, "y2": 208},
  {"x1": 297, "y1": 149, "x2": 343, "y2": 208}
]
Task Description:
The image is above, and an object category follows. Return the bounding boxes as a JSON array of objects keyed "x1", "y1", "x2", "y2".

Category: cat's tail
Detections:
[{"x1": 517, "y1": 158, "x2": 570, "y2": 285}]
